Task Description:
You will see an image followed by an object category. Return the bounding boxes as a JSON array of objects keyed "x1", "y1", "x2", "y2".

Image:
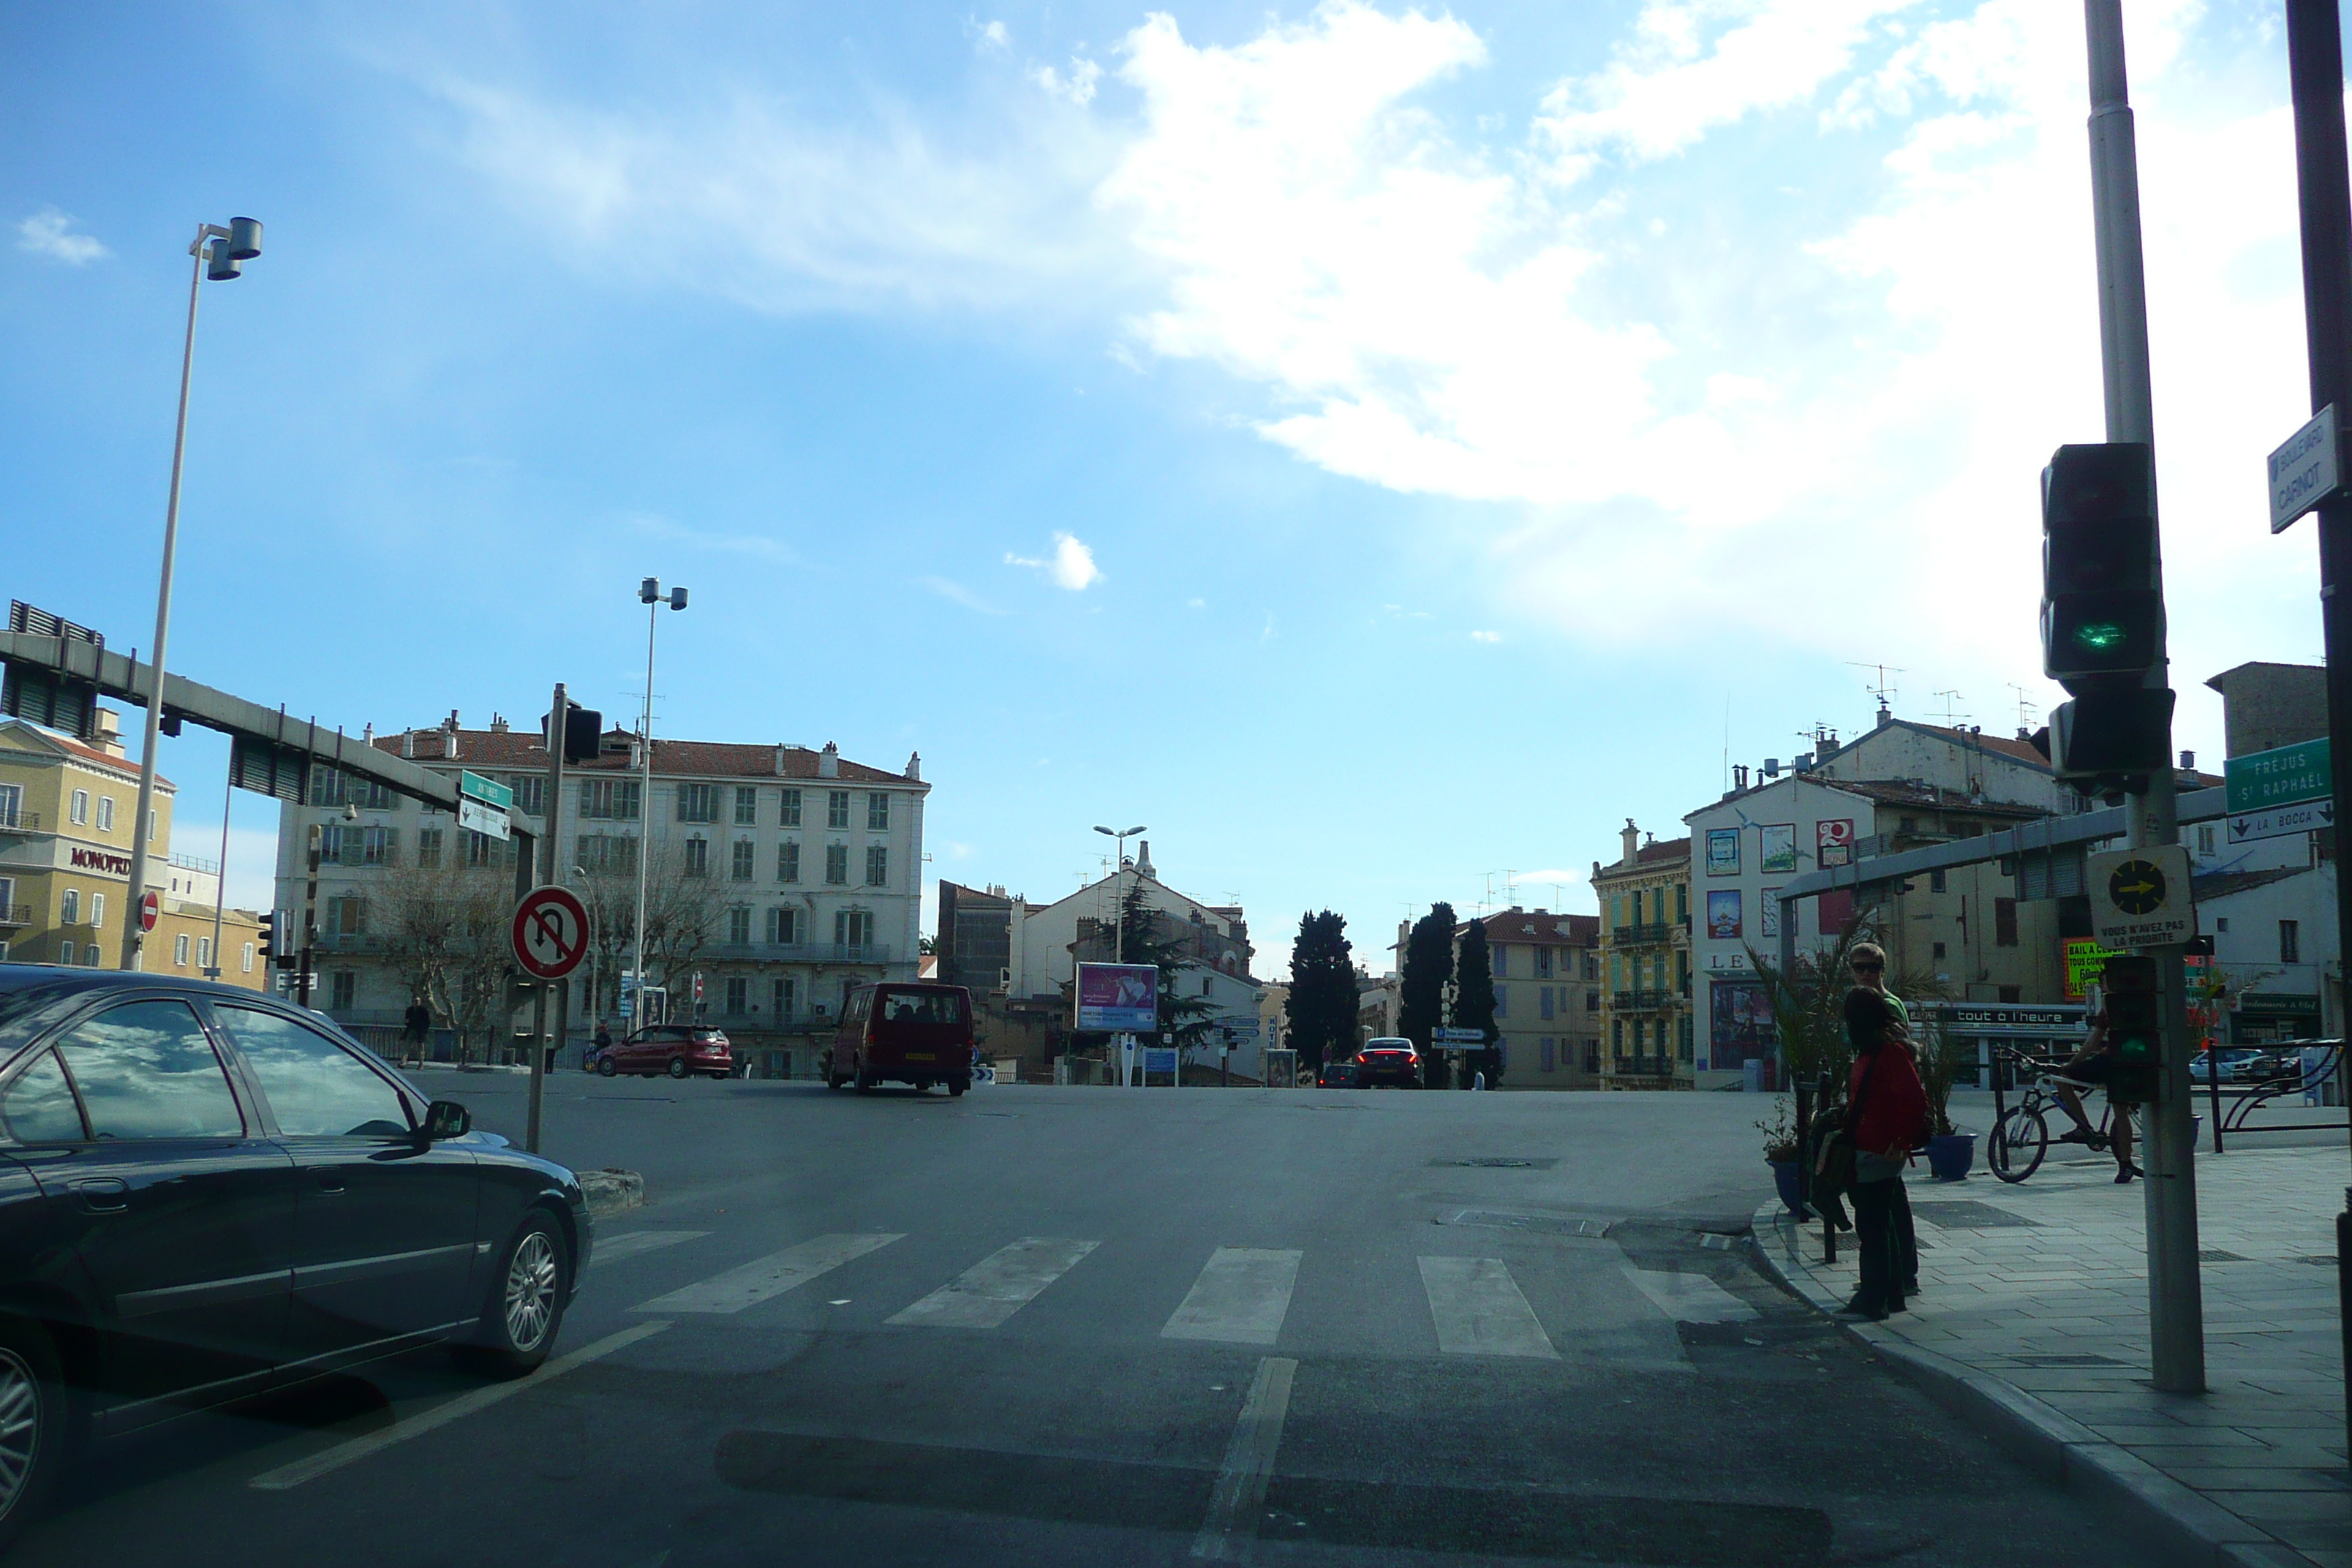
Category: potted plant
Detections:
[
  {"x1": 1757, "y1": 1098, "x2": 1809, "y2": 1215},
  {"x1": 1915, "y1": 1019, "x2": 1977, "y2": 1180}
]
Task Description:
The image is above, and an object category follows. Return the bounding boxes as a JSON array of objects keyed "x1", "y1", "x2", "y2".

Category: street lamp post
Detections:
[
  {"x1": 1092, "y1": 823, "x2": 1146, "y2": 1083},
  {"x1": 121, "y1": 217, "x2": 263, "y2": 972},
  {"x1": 630, "y1": 578, "x2": 688, "y2": 1023}
]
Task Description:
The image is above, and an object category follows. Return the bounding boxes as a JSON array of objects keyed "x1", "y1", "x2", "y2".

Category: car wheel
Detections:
[
  {"x1": 0, "y1": 1318, "x2": 71, "y2": 1554},
  {"x1": 949, "y1": 1077, "x2": 967, "y2": 1098},
  {"x1": 854, "y1": 1071, "x2": 875, "y2": 1094},
  {"x1": 596, "y1": 1055, "x2": 617, "y2": 1077},
  {"x1": 461, "y1": 1212, "x2": 570, "y2": 1379},
  {"x1": 668, "y1": 1057, "x2": 689, "y2": 1079}
]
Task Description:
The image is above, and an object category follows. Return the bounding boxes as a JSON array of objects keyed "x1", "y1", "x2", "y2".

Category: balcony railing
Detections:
[
  {"x1": 0, "y1": 905, "x2": 30, "y2": 929},
  {"x1": 1610, "y1": 921, "x2": 1678, "y2": 946},
  {"x1": 0, "y1": 810, "x2": 39, "y2": 833},
  {"x1": 1609, "y1": 1057, "x2": 1678, "y2": 1078},
  {"x1": 1611, "y1": 989, "x2": 1678, "y2": 1011},
  {"x1": 690, "y1": 943, "x2": 894, "y2": 965}
]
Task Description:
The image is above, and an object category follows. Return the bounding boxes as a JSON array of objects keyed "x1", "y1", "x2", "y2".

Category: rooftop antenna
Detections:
[
  {"x1": 1845, "y1": 660, "x2": 1904, "y2": 722},
  {"x1": 1932, "y1": 688, "x2": 1970, "y2": 728},
  {"x1": 2006, "y1": 683, "x2": 2040, "y2": 734}
]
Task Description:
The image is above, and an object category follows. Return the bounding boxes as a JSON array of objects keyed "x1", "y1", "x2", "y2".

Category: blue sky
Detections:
[{"x1": 0, "y1": 1, "x2": 2329, "y2": 974}]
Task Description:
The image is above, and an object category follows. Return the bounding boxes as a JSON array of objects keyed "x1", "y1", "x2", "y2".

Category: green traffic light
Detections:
[{"x1": 2073, "y1": 620, "x2": 2127, "y2": 652}]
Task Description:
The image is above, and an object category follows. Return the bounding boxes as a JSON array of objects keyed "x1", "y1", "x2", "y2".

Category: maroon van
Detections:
[{"x1": 821, "y1": 983, "x2": 975, "y2": 1096}]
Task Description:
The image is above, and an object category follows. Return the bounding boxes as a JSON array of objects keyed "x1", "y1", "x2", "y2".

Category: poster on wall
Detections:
[
  {"x1": 1759, "y1": 823, "x2": 1798, "y2": 874},
  {"x1": 1760, "y1": 892, "x2": 1781, "y2": 939},
  {"x1": 1705, "y1": 828, "x2": 1741, "y2": 875},
  {"x1": 1817, "y1": 818, "x2": 1855, "y2": 868},
  {"x1": 1710, "y1": 978, "x2": 1774, "y2": 1069},
  {"x1": 1705, "y1": 889, "x2": 1743, "y2": 940}
]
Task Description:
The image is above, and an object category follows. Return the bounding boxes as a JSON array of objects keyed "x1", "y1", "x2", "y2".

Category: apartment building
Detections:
[
  {"x1": 0, "y1": 714, "x2": 267, "y2": 987},
  {"x1": 1480, "y1": 908, "x2": 1602, "y2": 1090},
  {"x1": 276, "y1": 715, "x2": 926, "y2": 1072},
  {"x1": 1590, "y1": 825, "x2": 1693, "y2": 1089}
]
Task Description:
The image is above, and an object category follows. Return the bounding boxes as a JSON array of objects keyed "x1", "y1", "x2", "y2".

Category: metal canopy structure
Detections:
[
  {"x1": 1772, "y1": 785, "x2": 2229, "y2": 972},
  {"x1": 0, "y1": 623, "x2": 538, "y2": 845}
]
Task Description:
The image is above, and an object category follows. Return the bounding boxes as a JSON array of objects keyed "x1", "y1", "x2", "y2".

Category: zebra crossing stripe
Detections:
[
  {"x1": 1417, "y1": 1256, "x2": 1559, "y2": 1359},
  {"x1": 1161, "y1": 1248, "x2": 1302, "y2": 1346},
  {"x1": 592, "y1": 1230, "x2": 709, "y2": 1267},
  {"x1": 634, "y1": 1233, "x2": 903, "y2": 1313},
  {"x1": 886, "y1": 1237, "x2": 1100, "y2": 1328}
]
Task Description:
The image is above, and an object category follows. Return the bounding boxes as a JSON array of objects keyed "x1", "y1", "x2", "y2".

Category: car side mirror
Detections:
[{"x1": 423, "y1": 1100, "x2": 471, "y2": 1140}]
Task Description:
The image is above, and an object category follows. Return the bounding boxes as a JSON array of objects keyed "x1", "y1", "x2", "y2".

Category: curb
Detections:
[
  {"x1": 582, "y1": 1168, "x2": 646, "y2": 1218},
  {"x1": 1749, "y1": 1201, "x2": 2307, "y2": 1568}
]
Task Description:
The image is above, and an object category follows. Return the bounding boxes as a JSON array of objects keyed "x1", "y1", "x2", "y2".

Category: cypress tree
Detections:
[
  {"x1": 1397, "y1": 903, "x2": 1455, "y2": 1056},
  {"x1": 1453, "y1": 916, "x2": 1501, "y2": 1087},
  {"x1": 1283, "y1": 910, "x2": 1355, "y2": 1073}
]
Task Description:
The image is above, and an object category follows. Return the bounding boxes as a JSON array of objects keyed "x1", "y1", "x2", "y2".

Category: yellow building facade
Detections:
[
  {"x1": 0, "y1": 715, "x2": 266, "y2": 988},
  {"x1": 1591, "y1": 823, "x2": 1695, "y2": 1090}
]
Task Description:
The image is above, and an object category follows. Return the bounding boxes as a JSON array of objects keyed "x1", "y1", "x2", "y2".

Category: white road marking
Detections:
[
  {"x1": 1621, "y1": 1264, "x2": 1760, "y2": 1324},
  {"x1": 592, "y1": 1229, "x2": 709, "y2": 1266},
  {"x1": 886, "y1": 1237, "x2": 1099, "y2": 1329},
  {"x1": 248, "y1": 1320, "x2": 671, "y2": 1490},
  {"x1": 1190, "y1": 1355, "x2": 1297, "y2": 1562},
  {"x1": 1161, "y1": 1248, "x2": 1303, "y2": 1346},
  {"x1": 1417, "y1": 1256, "x2": 1559, "y2": 1360},
  {"x1": 634, "y1": 1233, "x2": 903, "y2": 1313}
]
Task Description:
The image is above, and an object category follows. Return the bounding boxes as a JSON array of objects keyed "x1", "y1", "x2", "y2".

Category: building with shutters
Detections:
[
  {"x1": 1591, "y1": 826, "x2": 1693, "y2": 1089},
  {"x1": 275, "y1": 714, "x2": 926, "y2": 1074},
  {"x1": 0, "y1": 712, "x2": 266, "y2": 987}
]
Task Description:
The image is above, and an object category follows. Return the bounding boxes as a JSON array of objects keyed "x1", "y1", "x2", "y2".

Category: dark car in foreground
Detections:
[
  {"x1": 592, "y1": 1023, "x2": 734, "y2": 1079},
  {"x1": 1316, "y1": 1058, "x2": 1360, "y2": 1088},
  {"x1": 0, "y1": 966, "x2": 592, "y2": 1550},
  {"x1": 1356, "y1": 1039, "x2": 1421, "y2": 1088}
]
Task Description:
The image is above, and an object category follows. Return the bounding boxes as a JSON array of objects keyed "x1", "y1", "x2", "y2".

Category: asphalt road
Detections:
[{"x1": 13, "y1": 1077, "x2": 2149, "y2": 1568}]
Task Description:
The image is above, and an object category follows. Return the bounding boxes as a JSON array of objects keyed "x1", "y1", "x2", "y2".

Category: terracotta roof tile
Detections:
[{"x1": 1468, "y1": 909, "x2": 1599, "y2": 944}]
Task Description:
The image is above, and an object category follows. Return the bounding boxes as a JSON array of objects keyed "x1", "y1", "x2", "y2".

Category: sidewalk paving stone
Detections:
[{"x1": 1755, "y1": 1134, "x2": 2352, "y2": 1567}]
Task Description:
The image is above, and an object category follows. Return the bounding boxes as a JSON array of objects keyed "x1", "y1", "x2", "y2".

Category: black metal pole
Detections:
[{"x1": 2283, "y1": 0, "x2": 2352, "y2": 1461}]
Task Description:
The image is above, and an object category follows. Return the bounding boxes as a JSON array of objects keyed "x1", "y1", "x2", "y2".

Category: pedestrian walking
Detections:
[
  {"x1": 1839, "y1": 984, "x2": 1929, "y2": 1322},
  {"x1": 590, "y1": 1020, "x2": 612, "y2": 1074},
  {"x1": 402, "y1": 998, "x2": 432, "y2": 1067}
]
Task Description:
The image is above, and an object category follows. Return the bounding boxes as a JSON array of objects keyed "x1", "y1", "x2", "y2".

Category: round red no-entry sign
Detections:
[
  {"x1": 510, "y1": 885, "x2": 590, "y2": 980},
  {"x1": 139, "y1": 890, "x2": 161, "y2": 933}
]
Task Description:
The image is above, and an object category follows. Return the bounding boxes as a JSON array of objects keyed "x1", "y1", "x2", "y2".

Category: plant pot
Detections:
[
  {"x1": 1925, "y1": 1132, "x2": 1977, "y2": 1182},
  {"x1": 1768, "y1": 1158, "x2": 1809, "y2": 1216}
]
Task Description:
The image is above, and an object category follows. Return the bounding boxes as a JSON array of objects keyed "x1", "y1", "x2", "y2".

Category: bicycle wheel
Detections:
[{"x1": 1989, "y1": 1103, "x2": 2048, "y2": 1183}]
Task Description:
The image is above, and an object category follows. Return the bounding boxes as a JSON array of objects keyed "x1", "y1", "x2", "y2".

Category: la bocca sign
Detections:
[{"x1": 68, "y1": 846, "x2": 134, "y2": 878}]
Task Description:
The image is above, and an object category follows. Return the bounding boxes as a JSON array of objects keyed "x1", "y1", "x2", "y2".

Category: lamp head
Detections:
[
  {"x1": 204, "y1": 239, "x2": 241, "y2": 282},
  {"x1": 639, "y1": 577, "x2": 660, "y2": 604},
  {"x1": 668, "y1": 587, "x2": 689, "y2": 611},
  {"x1": 1126, "y1": 825, "x2": 1147, "y2": 836},
  {"x1": 343, "y1": 803, "x2": 359, "y2": 823},
  {"x1": 1093, "y1": 826, "x2": 1115, "y2": 837},
  {"x1": 226, "y1": 217, "x2": 263, "y2": 260}
]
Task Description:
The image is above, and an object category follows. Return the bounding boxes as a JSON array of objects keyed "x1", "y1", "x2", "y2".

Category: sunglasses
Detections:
[{"x1": 1850, "y1": 961, "x2": 1884, "y2": 973}]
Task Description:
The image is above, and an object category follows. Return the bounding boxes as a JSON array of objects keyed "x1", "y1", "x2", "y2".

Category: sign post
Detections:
[
  {"x1": 2087, "y1": 845, "x2": 2198, "y2": 950},
  {"x1": 511, "y1": 879, "x2": 589, "y2": 1154},
  {"x1": 138, "y1": 889, "x2": 160, "y2": 934},
  {"x1": 2269, "y1": 403, "x2": 2344, "y2": 532},
  {"x1": 2225, "y1": 737, "x2": 2334, "y2": 843}
]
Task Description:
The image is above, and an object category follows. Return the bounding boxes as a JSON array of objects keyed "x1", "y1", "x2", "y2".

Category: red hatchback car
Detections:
[{"x1": 594, "y1": 1024, "x2": 733, "y2": 1079}]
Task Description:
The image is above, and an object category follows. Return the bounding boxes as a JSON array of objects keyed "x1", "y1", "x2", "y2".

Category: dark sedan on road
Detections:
[
  {"x1": 593, "y1": 1023, "x2": 734, "y2": 1079},
  {"x1": 1355, "y1": 1039, "x2": 1421, "y2": 1088},
  {"x1": 0, "y1": 966, "x2": 592, "y2": 1550}
]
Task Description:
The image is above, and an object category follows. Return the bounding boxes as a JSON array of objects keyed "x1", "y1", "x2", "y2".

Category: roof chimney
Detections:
[
  {"x1": 774, "y1": 745, "x2": 786, "y2": 777},
  {"x1": 1135, "y1": 840, "x2": 1154, "y2": 878},
  {"x1": 1620, "y1": 819, "x2": 1639, "y2": 866},
  {"x1": 1733, "y1": 764, "x2": 1749, "y2": 791},
  {"x1": 818, "y1": 742, "x2": 840, "y2": 780},
  {"x1": 905, "y1": 751, "x2": 921, "y2": 781},
  {"x1": 401, "y1": 728, "x2": 415, "y2": 759},
  {"x1": 490, "y1": 714, "x2": 509, "y2": 734},
  {"x1": 2180, "y1": 749, "x2": 2195, "y2": 769}
]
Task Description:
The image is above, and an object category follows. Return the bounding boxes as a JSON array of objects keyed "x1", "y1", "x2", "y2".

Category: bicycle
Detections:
[{"x1": 1986, "y1": 1047, "x2": 2128, "y2": 1183}]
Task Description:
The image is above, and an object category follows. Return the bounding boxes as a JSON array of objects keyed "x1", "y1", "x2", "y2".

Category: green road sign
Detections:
[
  {"x1": 2224, "y1": 737, "x2": 2330, "y2": 815},
  {"x1": 459, "y1": 769, "x2": 513, "y2": 810}
]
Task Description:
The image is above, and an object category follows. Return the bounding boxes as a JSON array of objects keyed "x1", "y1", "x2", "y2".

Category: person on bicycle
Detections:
[
  {"x1": 2051, "y1": 1009, "x2": 2143, "y2": 1183},
  {"x1": 1847, "y1": 943, "x2": 1919, "y2": 1298}
]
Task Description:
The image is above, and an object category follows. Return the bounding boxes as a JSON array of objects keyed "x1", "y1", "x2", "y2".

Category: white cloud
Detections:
[
  {"x1": 16, "y1": 207, "x2": 108, "y2": 265},
  {"x1": 969, "y1": 17, "x2": 1010, "y2": 52},
  {"x1": 1031, "y1": 58, "x2": 1101, "y2": 106},
  {"x1": 1469, "y1": 629, "x2": 1501, "y2": 643},
  {"x1": 1005, "y1": 531, "x2": 1101, "y2": 589}
]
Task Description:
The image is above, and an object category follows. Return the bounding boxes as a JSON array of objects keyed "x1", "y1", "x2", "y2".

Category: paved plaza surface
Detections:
[
  {"x1": 1763, "y1": 1089, "x2": 2352, "y2": 1567},
  {"x1": 17, "y1": 1080, "x2": 2153, "y2": 1567}
]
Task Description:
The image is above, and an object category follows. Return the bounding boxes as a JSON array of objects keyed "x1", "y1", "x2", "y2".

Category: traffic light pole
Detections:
[
  {"x1": 2083, "y1": 0, "x2": 2204, "y2": 1395},
  {"x1": 2282, "y1": 0, "x2": 2352, "y2": 1453}
]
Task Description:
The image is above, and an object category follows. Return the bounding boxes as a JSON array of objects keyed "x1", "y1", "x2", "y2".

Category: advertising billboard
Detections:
[
  {"x1": 1710, "y1": 978, "x2": 1774, "y2": 1069},
  {"x1": 1817, "y1": 818, "x2": 1855, "y2": 868},
  {"x1": 1076, "y1": 962, "x2": 1159, "y2": 1033},
  {"x1": 1705, "y1": 889, "x2": 1742, "y2": 940},
  {"x1": 1759, "y1": 823, "x2": 1797, "y2": 874},
  {"x1": 1705, "y1": 828, "x2": 1741, "y2": 875}
]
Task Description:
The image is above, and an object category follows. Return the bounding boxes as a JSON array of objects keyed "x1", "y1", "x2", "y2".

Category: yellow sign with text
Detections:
[{"x1": 2063, "y1": 938, "x2": 2122, "y2": 1000}]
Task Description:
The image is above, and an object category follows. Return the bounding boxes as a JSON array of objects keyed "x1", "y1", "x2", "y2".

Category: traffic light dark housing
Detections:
[
  {"x1": 541, "y1": 701, "x2": 603, "y2": 765},
  {"x1": 2040, "y1": 443, "x2": 2171, "y2": 788},
  {"x1": 257, "y1": 910, "x2": 284, "y2": 967},
  {"x1": 2100, "y1": 954, "x2": 2162, "y2": 1104}
]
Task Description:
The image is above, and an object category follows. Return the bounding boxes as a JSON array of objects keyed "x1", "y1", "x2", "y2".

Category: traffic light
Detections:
[
  {"x1": 542, "y1": 701, "x2": 603, "y2": 764},
  {"x1": 2040, "y1": 443, "x2": 2173, "y2": 787},
  {"x1": 2100, "y1": 954, "x2": 2162, "y2": 1103},
  {"x1": 257, "y1": 909, "x2": 282, "y2": 966}
]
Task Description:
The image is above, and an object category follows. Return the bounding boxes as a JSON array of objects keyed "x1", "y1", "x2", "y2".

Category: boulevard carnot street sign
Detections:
[
  {"x1": 2087, "y1": 845, "x2": 2197, "y2": 949},
  {"x1": 2269, "y1": 404, "x2": 2343, "y2": 533}
]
